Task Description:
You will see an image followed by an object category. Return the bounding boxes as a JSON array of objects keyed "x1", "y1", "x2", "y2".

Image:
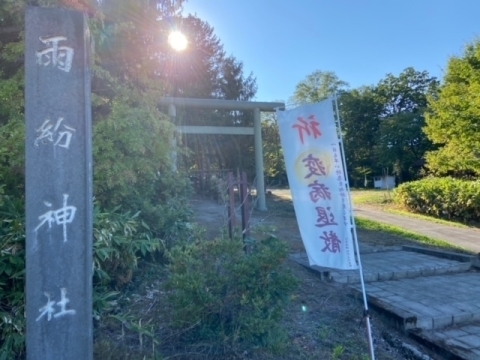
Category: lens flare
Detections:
[{"x1": 168, "y1": 31, "x2": 188, "y2": 51}]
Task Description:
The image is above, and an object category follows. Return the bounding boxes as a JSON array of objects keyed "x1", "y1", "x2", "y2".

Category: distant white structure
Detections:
[{"x1": 373, "y1": 175, "x2": 395, "y2": 190}]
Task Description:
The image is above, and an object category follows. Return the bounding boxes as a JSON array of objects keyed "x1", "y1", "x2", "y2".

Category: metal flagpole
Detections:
[{"x1": 333, "y1": 94, "x2": 375, "y2": 360}]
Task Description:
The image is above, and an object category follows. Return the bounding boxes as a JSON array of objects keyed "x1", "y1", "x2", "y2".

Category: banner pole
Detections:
[{"x1": 333, "y1": 94, "x2": 375, "y2": 360}]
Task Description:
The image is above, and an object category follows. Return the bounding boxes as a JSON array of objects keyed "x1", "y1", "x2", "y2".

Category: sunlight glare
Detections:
[{"x1": 168, "y1": 31, "x2": 188, "y2": 51}]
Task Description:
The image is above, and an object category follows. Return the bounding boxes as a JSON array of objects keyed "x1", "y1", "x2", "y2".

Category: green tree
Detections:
[
  {"x1": 339, "y1": 87, "x2": 382, "y2": 187},
  {"x1": 262, "y1": 113, "x2": 286, "y2": 186},
  {"x1": 375, "y1": 68, "x2": 439, "y2": 182},
  {"x1": 174, "y1": 16, "x2": 258, "y2": 179},
  {"x1": 290, "y1": 70, "x2": 349, "y2": 106},
  {"x1": 424, "y1": 39, "x2": 480, "y2": 177}
]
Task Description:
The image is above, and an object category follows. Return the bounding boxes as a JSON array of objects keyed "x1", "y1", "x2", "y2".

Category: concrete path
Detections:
[
  {"x1": 268, "y1": 189, "x2": 480, "y2": 358},
  {"x1": 291, "y1": 247, "x2": 480, "y2": 359},
  {"x1": 291, "y1": 248, "x2": 471, "y2": 284},
  {"x1": 269, "y1": 189, "x2": 480, "y2": 253},
  {"x1": 354, "y1": 206, "x2": 480, "y2": 254}
]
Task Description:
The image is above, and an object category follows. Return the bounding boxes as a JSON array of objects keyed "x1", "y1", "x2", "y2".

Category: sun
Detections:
[{"x1": 168, "y1": 31, "x2": 188, "y2": 51}]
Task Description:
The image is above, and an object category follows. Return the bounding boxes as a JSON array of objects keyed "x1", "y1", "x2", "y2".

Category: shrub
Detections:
[
  {"x1": 93, "y1": 205, "x2": 163, "y2": 290},
  {"x1": 393, "y1": 177, "x2": 480, "y2": 223},
  {"x1": 0, "y1": 196, "x2": 26, "y2": 359},
  {"x1": 165, "y1": 235, "x2": 298, "y2": 356},
  {"x1": 0, "y1": 199, "x2": 165, "y2": 357}
]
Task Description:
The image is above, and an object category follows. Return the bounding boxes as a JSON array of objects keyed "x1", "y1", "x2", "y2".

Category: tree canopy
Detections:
[
  {"x1": 284, "y1": 68, "x2": 438, "y2": 185},
  {"x1": 290, "y1": 70, "x2": 349, "y2": 106},
  {"x1": 0, "y1": 0, "x2": 260, "y2": 201},
  {"x1": 374, "y1": 68, "x2": 439, "y2": 182},
  {"x1": 424, "y1": 39, "x2": 480, "y2": 177},
  {"x1": 339, "y1": 86, "x2": 382, "y2": 186}
]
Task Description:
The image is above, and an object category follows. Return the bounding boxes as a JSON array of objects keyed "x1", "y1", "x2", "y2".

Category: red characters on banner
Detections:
[
  {"x1": 315, "y1": 206, "x2": 338, "y2": 228},
  {"x1": 308, "y1": 180, "x2": 331, "y2": 202},
  {"x1": 320, "y1": 230, "x2": 342, "y2": 253},
  {"x1": 292, "y1": 115, "x2": 321, "y2": 144},
  {"x1": 302, "y1": 153, "x2": 327, "y2": 178}
]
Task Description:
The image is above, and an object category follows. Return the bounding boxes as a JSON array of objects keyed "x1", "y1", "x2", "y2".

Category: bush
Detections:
[
  {"x1": 93, "y1": 205, "x2": 163, "y2": 290},
  {"x1": 0, "y1": 196, "x2": 26, "y2": 359},
  {"x1": 393, "y1": 177, "x2": 480, "y2": 223},
  {"x1": 0, "y1": 198, "x2": 165, "y2": 357},
  {"x1": 165, "y1": 235, "x2": 298, "y2": 356}
]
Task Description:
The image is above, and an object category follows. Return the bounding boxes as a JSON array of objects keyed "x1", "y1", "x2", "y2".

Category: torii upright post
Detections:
[{"x1": 253, "y1": 107, "x2": 267, "y2": 211}]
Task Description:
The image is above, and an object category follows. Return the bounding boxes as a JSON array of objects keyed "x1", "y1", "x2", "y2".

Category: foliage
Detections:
[
  {"x1": 424, "y1": 39, "x2": 480, "y2": 177},
  {"x1": 0, "y1": 197, "x2": 166, "y2": 357},
  {"x1": 0, "y1": 118, "x2": 24, "y2": 201},
  {"x1": 339, "y1": 87, "x2": 382, "y2": 186},
  {"x1": 0, "y1": 196, "x2": 26, "y2": 359},
  {"x1": 165, "y1": 235, "x2": 298, "y2": 355},
  {"x1": 290, "y1": 70, "x2": 349, "y2": 106},
  {"x1": 336, "y1": 68, "x2": 438, "y2": 186},
  {"x1": 167, "y1": 14, "x2": 258, "y2": 177},
  {"x1": 0, "y1": 0, "x2": 253, "y2": 357},
  {"x1": 374, "y1": 68, "x2": 439, "y2": 182},
  {"x1": 93, "y1": 97, "x2": 173, "y2": 202},
  {"x1": 262, "y1": 113, "x2": 287, "y2": 185},
  {"x1": 0, "y1": 22, "x2": 25, "y2": 201},
  {"x1": 393, "y1": 177, "x2": 480, "y2": 224},
  {"x1": 93, "y1": 206, "x2": 163, "y2": 290}
]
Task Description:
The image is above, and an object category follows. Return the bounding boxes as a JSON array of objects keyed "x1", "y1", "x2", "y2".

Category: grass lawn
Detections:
[
  {"x1": 350, "y1": 189, "x2": 473, "y2": 229},
  {"x1": 349, "y1": 188, "x2": 395, "y2": 205},
  {"x1": 354, "y1": 217, "x2": 471, "y2": 253}
]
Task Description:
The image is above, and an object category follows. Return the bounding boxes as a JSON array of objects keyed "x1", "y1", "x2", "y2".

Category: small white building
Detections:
[{"x1": 373, "y1": 175, "x2": 395, "y2": 190}]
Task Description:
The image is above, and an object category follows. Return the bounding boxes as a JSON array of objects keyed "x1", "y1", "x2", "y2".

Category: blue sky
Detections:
[{"x1": 182, "y1": 0, "x2": 480, "y2": 104}]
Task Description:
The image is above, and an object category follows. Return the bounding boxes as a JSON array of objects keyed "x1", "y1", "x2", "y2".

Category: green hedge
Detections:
[{"x1": 393, "y1": 177, "x2": 480, "y2": 223}]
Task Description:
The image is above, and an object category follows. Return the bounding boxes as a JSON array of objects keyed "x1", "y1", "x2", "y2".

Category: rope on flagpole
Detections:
[{"x1": 333, "y1": 93, "x2": 376, "y2": 360}]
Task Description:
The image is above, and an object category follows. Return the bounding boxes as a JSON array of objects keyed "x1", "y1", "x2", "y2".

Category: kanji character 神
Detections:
[{"x1": 34, "y1": 194, "x2": 77, "y2": 243}]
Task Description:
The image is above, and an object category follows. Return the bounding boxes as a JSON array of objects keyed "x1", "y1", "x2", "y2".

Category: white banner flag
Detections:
[{"x1": 276, "y1": 100, "x2": 358, "y2": 270}]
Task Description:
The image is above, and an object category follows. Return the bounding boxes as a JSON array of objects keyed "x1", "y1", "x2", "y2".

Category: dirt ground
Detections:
[{"x1": 189, "y1": 192, "x2": 441, "y2": 360}]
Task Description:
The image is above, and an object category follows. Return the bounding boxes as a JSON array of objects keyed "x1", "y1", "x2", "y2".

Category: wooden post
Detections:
[
  {"x1": 227, "y1": 172, "x2": 236, "y2": 239},
  {"x1": 240, "y1": 171, "x2": 250, "y2": 240}
]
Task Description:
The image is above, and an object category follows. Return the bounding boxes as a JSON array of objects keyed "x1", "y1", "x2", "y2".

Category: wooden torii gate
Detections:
[{"x1": 159, "y1": 97, "x2": 285, "y2": 211}]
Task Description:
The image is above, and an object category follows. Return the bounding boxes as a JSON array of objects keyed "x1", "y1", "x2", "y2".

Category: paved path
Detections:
[
  {"x1": 292, "y1": 246, "x2": 480, "y2": 359},
  {"x1": 354, "y1": 206, "x2": 480, "y2": 254},
  {"x1": 269, "y1": 188, "x2": 480, "y2": 254},
  {"x1": 269, "y1": 189, "x2": 480, "y2": 358}
]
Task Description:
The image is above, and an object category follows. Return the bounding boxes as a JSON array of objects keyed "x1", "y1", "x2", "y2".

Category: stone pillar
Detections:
[
  {"x1": 253, "y1": 108, "x2": 267, "y2": 211},
  {"x1": 25, "y1": 7, "x2": 93, "y2": 360}
]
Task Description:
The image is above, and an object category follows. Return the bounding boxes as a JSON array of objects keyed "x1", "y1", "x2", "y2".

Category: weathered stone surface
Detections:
[{"x1": 25, "y1": 6, "x2": 92, "y2": 360}]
